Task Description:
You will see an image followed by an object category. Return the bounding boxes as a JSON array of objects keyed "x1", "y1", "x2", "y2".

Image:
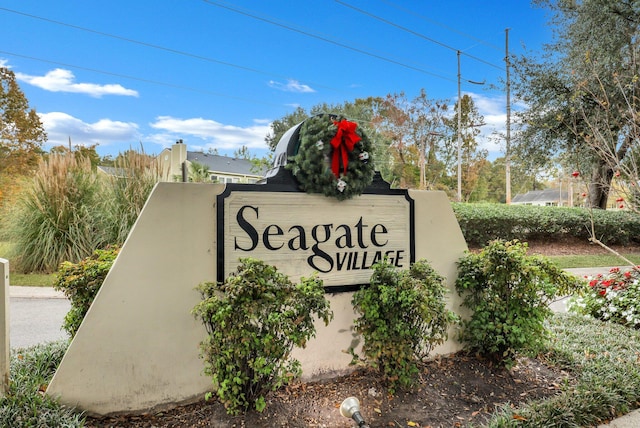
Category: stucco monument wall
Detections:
[{"x1": 46, "y1": 182, "x2": 468, "y2": 415}]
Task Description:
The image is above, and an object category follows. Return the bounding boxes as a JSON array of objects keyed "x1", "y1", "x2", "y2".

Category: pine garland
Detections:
[{"x1": 287, "y1": 114, "x2": 375, "y2": 201}]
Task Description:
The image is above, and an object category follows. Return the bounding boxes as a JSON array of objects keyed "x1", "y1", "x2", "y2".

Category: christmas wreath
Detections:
[{"x1": 286, "y1": 114, "x2": 375, "y2": 201}]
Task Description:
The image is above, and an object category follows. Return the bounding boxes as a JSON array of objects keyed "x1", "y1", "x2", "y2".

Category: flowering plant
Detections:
[{"x1": 570, "y1": 266, "x2": 640, "y2": 328}]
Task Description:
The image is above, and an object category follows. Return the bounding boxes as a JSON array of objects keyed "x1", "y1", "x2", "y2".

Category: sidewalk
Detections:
[{"x1": 9, "y1": 285, "x2": 66, "y2": 299}]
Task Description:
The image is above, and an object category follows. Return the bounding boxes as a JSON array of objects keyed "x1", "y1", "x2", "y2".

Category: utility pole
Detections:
[
  {"x1": 457, "y1": 50, "x2": 463, "y2": 202},
  {"x1": 505, "y1": 28, "x2": 512, "y2": 205}
]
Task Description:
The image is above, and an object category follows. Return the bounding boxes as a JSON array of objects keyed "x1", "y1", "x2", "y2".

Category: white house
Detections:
[
  {"x1": 511, "y1": 188, "x2": 572, "y2": 207},
  {"x1": 157, "y1": 140, "x2": 266, "y2": 183}
]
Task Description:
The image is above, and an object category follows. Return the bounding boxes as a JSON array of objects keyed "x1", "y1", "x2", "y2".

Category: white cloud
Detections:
[
  {"x1": 16, "y1": 68, "x2": 138, "y2": 98},
  {"x1": 149, "y1": 116, "x2": 271, "y2": 152},
  {"x1": 39, "y1": 112, "x2": 140, "y2": 149},
  {"x1": 268, "y1": 79, "x2": 315, "y2": 93},
  {"x1": 0, "y1": 58, "x2": 10, "y2": 68},
  {"x1": 457, "y1": 91, "x2": 508, "y2": 158}
]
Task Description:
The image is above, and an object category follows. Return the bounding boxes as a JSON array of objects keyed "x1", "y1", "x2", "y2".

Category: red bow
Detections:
[{"x1": 330, "y1": 119, "x2": 361, "y2": 178}]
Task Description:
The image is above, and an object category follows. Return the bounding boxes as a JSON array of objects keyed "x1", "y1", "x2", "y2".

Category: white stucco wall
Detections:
[{"x1": 46, "y1": 183, "x2": 468, "y2": 415}]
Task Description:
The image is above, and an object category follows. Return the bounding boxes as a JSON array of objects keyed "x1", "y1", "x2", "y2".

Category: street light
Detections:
[{"x1": 457, "y1": 50, "x2": 485, "y2": 202}]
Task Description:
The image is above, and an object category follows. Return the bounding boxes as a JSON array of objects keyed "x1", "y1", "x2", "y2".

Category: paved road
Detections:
[{"x1": 8, "y1": 286, "x2": 70, "y2": 350}]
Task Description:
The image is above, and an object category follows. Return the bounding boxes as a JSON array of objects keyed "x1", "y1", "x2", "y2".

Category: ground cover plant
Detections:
[
  {"x1": 485, "y1": 313, "x2": 640, "y2": 427},
  {"x1": 1, "y1": 341, "x2": 83, "y2": 428}
]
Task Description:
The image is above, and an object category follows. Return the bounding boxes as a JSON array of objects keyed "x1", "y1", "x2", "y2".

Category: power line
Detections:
[
  {"x1": 0, "y1": 6, "x2": 339, "y2": 92},
  {"x1": 200, "y1": 0, "x2": 456, "y2": 83},
  {"x1": 0, "y1": 50, "x2": 284, "y2": 108},
  {"x1": 378, "y1": 0, "x2": 503, "y2": 52},
  {"x1": 334, "y1": 0, "x2": 505, "y2": 72}
]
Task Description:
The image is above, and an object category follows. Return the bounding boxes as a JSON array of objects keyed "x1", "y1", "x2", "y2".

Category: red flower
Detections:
[
  {"x1": 625, "y1": 271, "x2": 632, "y2": 278},
  {"x1": 610, "y1": 267, "x2": 620, "y2": 273},
  {"x1": 599, "y1": 289, "x2": 607, "y2": 296},
  {"x1": 616, "y1": 197, "x2": 624, "y2": 202},
  {"x1": 571, "y1": 171, "x2": 580, "y2": 178},
  {"x1": 619, "y1": 204, "x2": 624, "y2": 209},
  {"x1": 581, "y1": 192, "x2": 587, "y2": 197},
  {"x1": 602, "y1": 280, "x2": 613, "y2": 287},
  {"x1": 589, "y1": 279, "x2": 598, "y2": 287}
]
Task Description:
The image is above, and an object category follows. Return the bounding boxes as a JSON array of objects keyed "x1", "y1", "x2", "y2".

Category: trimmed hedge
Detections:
[{"x1": 452, "y1": 203, "x2": 640, "y2": 247}]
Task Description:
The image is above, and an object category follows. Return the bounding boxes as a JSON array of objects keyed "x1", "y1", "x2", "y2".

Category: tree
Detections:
[
  {"x1": 373, "y1": 90, "x2": 449, "y2": 190},
  {"x1": 514, "y1": 0, "x2": 640, "y2": 209},
  {"x1": 0, "y1": 67, "x2": 47, "y2": 206},
  {"x1": 443, "y1": 94, "x2": 486, "y2": 201},
  {"x1": 233, "y1": 145, "x2": 251, "y2": 160},
  {"x1": 188, "y1": 161, "x2": 211, "y2": 182},
  {"x1": 50, "y1": 143, "x2": 101, "y2": 169}
]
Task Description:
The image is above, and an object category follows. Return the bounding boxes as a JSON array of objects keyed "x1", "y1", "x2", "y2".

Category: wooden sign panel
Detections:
[{"x1": 217, "y1": 188, "x2": 414, "y2": 292}]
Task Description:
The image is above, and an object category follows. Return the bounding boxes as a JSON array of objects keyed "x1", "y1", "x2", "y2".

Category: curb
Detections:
[{"x1": 9, "y1": 286, "x2": 66, "y2": 299}]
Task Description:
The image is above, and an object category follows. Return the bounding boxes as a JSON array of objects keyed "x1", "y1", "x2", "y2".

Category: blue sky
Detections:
[{"x1": 0, "y1": 1, "x2": 552, "y2": 160}]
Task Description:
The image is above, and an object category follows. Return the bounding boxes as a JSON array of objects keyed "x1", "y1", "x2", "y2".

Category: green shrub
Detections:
[
  {"x1": 0, "y1": 341, "x2": 84, "y2": 428},
  {"x1": 455, "y1": 240, "x2": 582, "y2": 367},
  {"x1": 570, "y1": 266, "x2": 640, "y2": 328},
  {"x1": 452, "y1": 203, "x2": 640, "y2": 247},
  {"x1": 192, "y1": 258, "x2": 333, "y2": 415},
  {"x1": 54, "y1": 247, "x2": 119, "y2": 337},
  {"x1": 350, "y1": 259, "x2": 458, "y2": 393}
]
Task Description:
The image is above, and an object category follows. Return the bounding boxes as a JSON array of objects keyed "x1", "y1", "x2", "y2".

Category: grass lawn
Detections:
[
  {"x1": 548, "y1": 252, "x2": 640, "y2": 269},
  {"x1": 3, "y1": 252, "x2": 640, "y2": 287},
  {"x1": 10, "y1": 272, "x2": 56, "y2": 287}
]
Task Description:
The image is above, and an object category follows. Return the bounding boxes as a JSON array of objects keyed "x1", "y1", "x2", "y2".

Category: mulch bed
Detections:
[
  {"x1": 84, "y1": 353, "x2": 569, "y2": 428},
  {"x1": 84, "y1": 238, "x2": 635, "y2": 428}
]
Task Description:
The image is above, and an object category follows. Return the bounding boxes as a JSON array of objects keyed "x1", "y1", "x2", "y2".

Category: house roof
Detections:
[
  {"x1": 186, "y1": 152, "x2": 267, "y2": 176},
  {"x1": 512, "y1": 188, "x2": 569, "y2": 204}
]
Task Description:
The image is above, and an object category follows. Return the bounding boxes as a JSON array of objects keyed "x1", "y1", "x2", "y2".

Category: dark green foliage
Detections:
[
  {"x1": 455, "y1": 240, "x2": 582, "y2": 368},
  {"x1": 54, "y1": 247, "x2": 119, "y2": 337},
  {"x1": 1, "y1": 341, "x2": 85, "y2": 427},
  {"x1": 192, "y1": 258, "x2": 333, "y2": 415},
  {"x1": 452, "y1": 203, "x2": 640, "y2": 247},
  {"x1": 286, "y1": 114, "x2": 375, "y2": 200},
  {"x1": 350, "y1": 259, "x2": 458, "y2": 393},
  {"x1": 486, "y1": 314, "x2": 640, "y2": 427}
]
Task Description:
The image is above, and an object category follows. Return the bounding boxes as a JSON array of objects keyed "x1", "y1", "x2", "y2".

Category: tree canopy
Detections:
[
  {"x1": 0, "y1": 67, "x2": 47, "y2": 206},
  {"x1": 0, "y1": 67, "x2": 46, "y2": 175},
  {"x1": 514, "y1": 0, "x2": 640, "y2": 209}
]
